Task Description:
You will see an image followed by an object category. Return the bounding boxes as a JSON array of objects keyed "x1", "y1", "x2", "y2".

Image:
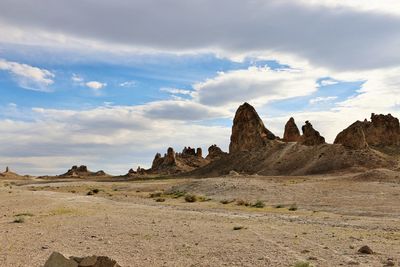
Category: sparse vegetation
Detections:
[
  {"x1": 294, "y1": 261, "x2": 311, "y2": 267},
  {"x1": 167, "y1": 190, "x2": 186, "y2": 198},
  {"x1": 289, "y1": 204, "x2": 298, "y2": 211},
  {"x1": 236, "y1": 199, "x2": 250, "y2": 206},
  {"x1": 184, "y1": 194, "x2": 197, "y2": 202},
  {"x1": 155, "y1": 198, "x2": 165, "y2": 202},
  {"x1": 87, "y1": 188, "x2": 100, "y2": 195},
  {"x1": 252, "y1": 200, "x2": 265, "y2": 208},
  {"x1": 15, "y1": 212, "x2": 34, "y2": 217},
  {"x1": 13, "y1": 216, "x2": 25, "y2": 223},
  {"x1": 149, "y1": 192, "x2": 162, "y2": 198},
  {"x1": 274, "y1": 204, "x2": 285, "y2": 208},
  {"x1": 233, "y1": 226, "x2": 244, "y2": 230},
  {"x1": 220, "y1": 199, "x2": 234, "y2": 204}
]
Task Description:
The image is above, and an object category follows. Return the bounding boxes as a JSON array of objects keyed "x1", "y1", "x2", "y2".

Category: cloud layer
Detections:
[{"x1": 1, "y1": 0, "x2": 400, "y2": 70}]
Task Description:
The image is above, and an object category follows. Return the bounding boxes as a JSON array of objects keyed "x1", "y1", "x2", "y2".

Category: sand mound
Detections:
[
  {"x1": 189, "y1": 142, "x2": 395, "y2": 177},
  {"x1": 352, "y1": 168, "x2": 400, "y2": 182}
]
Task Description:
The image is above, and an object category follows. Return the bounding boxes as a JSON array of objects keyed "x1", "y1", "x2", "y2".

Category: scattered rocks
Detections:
[
  {"x1": 358, "y1": 245, "x2": 373, "y2": 254},
  {"x1": 229, "y1": 102, "x2": 276, "y2": 153},
  {"x1": 299, "y1": 120, "x2": 326, "y2": 146},
  {"x1": 283, "y1": 117, "x2": 301, "y2": 142},
  {"x1": 44, "y1": 252, "x2": 121, "y2": 267}
]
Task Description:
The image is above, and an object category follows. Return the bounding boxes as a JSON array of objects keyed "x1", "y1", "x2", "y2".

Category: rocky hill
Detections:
[{"x1": 189, "y1": 103, "x2": 398, "y2": 177}]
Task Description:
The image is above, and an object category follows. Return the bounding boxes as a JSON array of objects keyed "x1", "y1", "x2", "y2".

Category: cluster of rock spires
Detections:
[{"x1": 48, "y1": 102, "x2": 399, "y2": 178}]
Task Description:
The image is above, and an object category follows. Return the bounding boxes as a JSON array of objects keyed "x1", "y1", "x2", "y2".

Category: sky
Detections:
[{"x1": 0, "y1": 0, "x2": 399, "y2": 175}]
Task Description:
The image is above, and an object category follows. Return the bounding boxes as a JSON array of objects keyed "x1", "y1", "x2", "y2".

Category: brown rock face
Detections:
[
  {"x1": 334, "y1": 113, "x2": 400, "y2": 149},
  {"x1": 151, "y1": 147, "x2": 176, "y2": 171},
  {"x1": 299, "y1": 121, "x2": 325, "y2": 146},
  {"x1": 283, "y1": 117, "x2": 300, "y2": 142},
  {"x1": 363, "y1": 113, "x2": 400, "y2": 147},
  {"x1": 334, "y1": 121, "x2": 368, "y2": 149},
  {"x1": 229, "y1": 102, "x2": 276, "y2": 153},
  {"x1": 205, "y1": 144, "x2": 228, "y2": 161}
]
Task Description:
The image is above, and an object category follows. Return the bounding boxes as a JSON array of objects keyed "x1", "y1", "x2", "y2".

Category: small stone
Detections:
[
  {"x1": 41, "y1": 245, "x2": 49, "y2": 250},
  {"x1": 358, "y1": 245, "x2": 373, "y2": 254}
]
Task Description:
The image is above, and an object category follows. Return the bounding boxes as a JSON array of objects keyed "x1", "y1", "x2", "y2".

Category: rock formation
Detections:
[
  {"x1": 334, "y1": 113, "x2": 400, "y2": 149},
  {"x1": 229, "y1": 102, "x2": 276, "y2": 153},
  {"x1": 283, "y1": 117, "x2": 301, "y2": 142},
  {"x1": 362, "y1": 113, "x2": 400, "y2": 147},
  {"x1": 334, "y1": 122, "x2": 368, "y2": 149},
  {"x1": 60, "y1": 165, "x2": 108, "y2": 178},
  {"x1": 299, "y1": 121, "x2": 325, "y2": 146},
  {"x1": 150, "y1": 146, "x2": 208, "y2": 174},
  {"x1": 205, "y1": 145, "x2": 228, "y2": 161}
]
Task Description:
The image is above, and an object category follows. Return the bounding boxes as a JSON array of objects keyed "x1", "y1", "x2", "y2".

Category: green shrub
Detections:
[
  {"x1": 274, "y1": 204, "x2": 285, "y2": 208},
  {"x1": 149, "y1": 192, "x2": 162, "y2": 198},
  {"x1": 294, "y1": 261, "x2": 311, "y2": 267},
  {"x1": 289, "y1": 204, "x2": 298, "y2": 211},
  {"x1": 220, "y1": 199, "x2": 233, "y2": 204},
  {"x1": 236, "y1": 199, "x2": 250, "y2": 206},
  {"x1": 155, "y1": 198, "x2": 165, "y2": 202},
  {"x1": 184, "y1": 194, "x2": 197, "y2": 203},
  {"x1": 252, "y1": 200, "x2": 265, "y2": 208}
]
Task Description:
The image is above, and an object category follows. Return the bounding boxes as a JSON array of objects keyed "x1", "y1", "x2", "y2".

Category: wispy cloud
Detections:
[
  {"x1": 86, "y1": 81, "x2": 106, "y2": 90},
  {"x1": 0, "y1": 58, "x2": 54, "y2": 92},
  {"x1": 119, "y1": 81, "x2": 136, "y2": 87},
  {"x1": 160, "y1": 87, "x2": 193, "y2": 96},
  {"x1": 309, "y1": 96, "x2": 338, "y2": 105}
]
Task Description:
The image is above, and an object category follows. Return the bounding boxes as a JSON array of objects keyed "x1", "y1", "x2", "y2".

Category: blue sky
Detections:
[{"x1": 0, "y1": 0, "x2": 399, "y2": 175}]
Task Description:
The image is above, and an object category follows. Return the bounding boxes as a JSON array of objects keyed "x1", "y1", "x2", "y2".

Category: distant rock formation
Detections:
[
  {"x1": 299, "y1": 121, "x2": 325, "y2": 146},
  {"x1": 60, "y1": 165, "x2": 108, "y2": 178},
  {"x1": 205, "y1": 144, "x2": 228, "y2": 161},
  {"x1": 150, "y1": 146, "x2": 209, "y2": 174},
  {"x1": 335, "y1": 113, "x2": 400, "y2": 149},
  {"x1": 334, "y1": 122, "x2": 368, "y2": 149},
  {"x1": 229, "y1": 102, "x2": 276, "y2": 153},
  {"x1": 283, "y1": 117, "x2": 301, "y2": 142}
]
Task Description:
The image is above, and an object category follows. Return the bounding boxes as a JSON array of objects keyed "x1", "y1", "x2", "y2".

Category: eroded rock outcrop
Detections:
[
  {"x1": 334, "y1": 113, "x2": 400, "y2": 149},
  {"x1": 283, "y1": 117, "x2": 301, "y2": 142},
  {"x1": 363, "y1": 113, "x2": 400, "y2": 147},
  {"x1": 334, "y1": 122, "x2": 368, "y2": 149},
  {"x1": 150, "y1": 146, "x2": 209, "y2": 174},
  {"x1": 61, "y1": 165, "x2": 108, "y2": 178},
  {"x1": 299, "y1": 121, "x2": 325, "y2": 146},
  {"x1": 205, "y1": 144, "x2": 228, "y2": 161},
  {"x1": 229, "y1": 102, "x2": 276, "y2": 153}
]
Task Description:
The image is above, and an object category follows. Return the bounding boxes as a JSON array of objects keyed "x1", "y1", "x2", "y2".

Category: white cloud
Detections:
[
  {"x1": 71, "y1": 73, "x2": 83, "y2": 83},
  {"x1": 193, "y1": 66, "x2": 320, "y2": 107},
  {"x1": 119, "y1": 81, "x2": 136, "y2": 87},
  {"x1": 160, "y1": 87, "x2": 193, "y2": 96},
  {"x1": 0, "y1": 58, "x2": 54, "y2": 91},
  {"x1": 309, "y1": 96, "x2": 338, "y2": 105},
  {"x1": 85, "y1": 81, "x2": 106, "y2": 90}
]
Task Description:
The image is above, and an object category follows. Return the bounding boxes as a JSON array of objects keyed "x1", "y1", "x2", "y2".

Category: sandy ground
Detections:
[{"x1": 0, "y1": 174, "x2": 399, "y2": 267}]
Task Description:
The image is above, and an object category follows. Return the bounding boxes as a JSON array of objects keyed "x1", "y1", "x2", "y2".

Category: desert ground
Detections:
[{"x1": 0, "y1": 172, "x2": 399, "y2": 267}]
